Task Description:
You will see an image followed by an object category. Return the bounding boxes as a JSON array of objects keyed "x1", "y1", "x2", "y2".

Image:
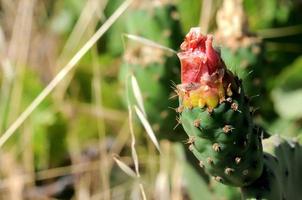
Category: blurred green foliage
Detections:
[{"x1": 0, "y1": 0, "x2": 302, "y2": 199}]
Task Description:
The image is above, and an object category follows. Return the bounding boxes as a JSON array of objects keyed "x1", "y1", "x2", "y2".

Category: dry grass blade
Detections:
[
  {"x1": 199, "y1": 0, "x2": 213, "y2": 34},
  {"x1": 113, "y1": 156, "x2": 136, "y2": 178},
  {"x1": 0, "y1": 0, "x2": 133, "y2": 148},
  {"x1": 128, "y1": 105, "x2": 140, "y2": 176},
  {"x1": 131, "y1": 75, "x2": 146, "y2": 116},
  {"x1": 124, "y1": 33, "x2": 177, "y2": 54},
  {"x1": 134, "y1": 106, "x2": 161, "y2": 152},
  {"x1": 139, "y1": 183, "x2": 147, "y2": 200},
  {"x1": 257, "y1": 24, "x2": 302, "y2": 38}
]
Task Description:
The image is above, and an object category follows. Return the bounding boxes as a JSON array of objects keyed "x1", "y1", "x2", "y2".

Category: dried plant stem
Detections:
[
  {"x1": 0, "y1": 0, "x2": 133, "y2": 148},
  {"x1": 199, "y1": 0, "x2": 212, "y2": 34},
  {"x1": 92, "y1": 45, "x2": 110, "y2": 199},
  {"x1": 54, "y1": 0, "x2": 108, "y2": 102}
]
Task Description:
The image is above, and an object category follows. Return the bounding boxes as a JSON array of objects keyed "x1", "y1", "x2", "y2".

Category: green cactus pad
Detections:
[
  {"x1": 180, "y1": 83, "x2": 263, "y2": 187},
  {"x1": 241, "y1": 135, "x2": 302, "y2": 200}
]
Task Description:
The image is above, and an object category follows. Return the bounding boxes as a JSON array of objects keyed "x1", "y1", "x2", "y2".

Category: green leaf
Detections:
[
  {"x1": 272, "y1": 57, "x2": 302, "y2": 119},
  {"x1": 272, "y1": 88, "x2": 302, "y2": 120},
  {"x1": 174, "y1": 144, "x2": 214, "y2": 200},
  {"x1": 175, "y1": 0, "x2": 201, "y2": 33}
]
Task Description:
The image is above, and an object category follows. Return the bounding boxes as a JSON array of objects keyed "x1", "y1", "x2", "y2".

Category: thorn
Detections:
[
  {"x1": 199, "y1": 160, "x2": 205, "y2": 168},
  {"x1": 207, "y1": 107, "x2": 213, "y2": 114},
  {"x1": 173, "y1": 117, "x2": 182, "y2": 130},
  {"x1": 226, "y1": 97, "x2": 233, "y2": 103},
  {"x1": 213, "y1": 176, "x2": 223, "y2": 182},
  {"x1": 169, "y1": 93, "x2": 179, "y2": 100},
  {"x1": 170, "y1": 80, "x2": 178, "y2": 91},
  {"x1": 219, "y1": 97, "x2": 226, "y2": 104},
  {"x1": 242, "y1": 169, "x2": 249, "y2": 176},
  {"x1": 176, "y1": 105, "x2": 184, "y2": 113},
  {"x1": 250, "y1": 94, "x2": 260, "y2": 100},
  {"x1": 189, "y1": 144, "x2": 194, "y2": 151},
  {"x1": 193, "y1": 119, "x2": 200, "y2": 127},
  {"x1": 176, "y1": 116, "x2": 181, "y2": 123},
  {"x1": 186, "y1": 136, "x2": 195, "y2": 145},
  {"x1": 225, "y1": 168, "x2": 234, "y2": 175},
  {"x1": 238, "y1": 87, "x2": 241, "y2": 94},
  {"x1": 223, "y1": 125, "x2": 234, "y2": 134},
  {"x1": 227, "y1": 84, "x2": 232, "y2": 96},
  {"x1": 231, "y1": 102, "x2": 238, "y2": 111},
  {"x1": 168, "y1": 106, "x2": 177, "y2": 111},
  {"x1": 247, "y1": 70, "x2": 254, "y2": 76},
  {"x1": 235, "y1": 157, "x2": 241, "y2": 164},
  {"x1": 207, "y1": 157, "x2": 214, "y2": 165},
  {"x1": 212, "y1": 143, "x2": 221, "y2": 152}
]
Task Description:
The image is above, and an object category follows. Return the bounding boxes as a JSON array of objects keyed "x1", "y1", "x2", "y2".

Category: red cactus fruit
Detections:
[{"x1": 177, "y1": 28, "x2": 235, "y2": 109}]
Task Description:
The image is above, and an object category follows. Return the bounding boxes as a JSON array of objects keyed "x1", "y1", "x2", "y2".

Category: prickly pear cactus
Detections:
[
  {"x1": 177, "y1": 28, "x2": 263, "y2": 186},
  {"x1": 215, "y1": 0, "x2": 263, "y2": 95},
  {"x1": 118, "y1": 3, "x2": 184, "y2": 139},
  {"x1": 242, "y1": 135, "x2": 302, "y2": 200}
]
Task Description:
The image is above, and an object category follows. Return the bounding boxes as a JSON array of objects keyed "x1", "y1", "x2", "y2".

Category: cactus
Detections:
[
  {"x1": 176, "y1": 28, "x2": 302, "y2": 199},
  {"x1": 242, "y1": 135, "x2": 302, "y2": 199},
  {"x1": 215, "y1": 0, "x2": 264, "y2": 98},
  {"x1": 177, "y1": 28, "x2": 263, "y2": 186},
  {"x1": 118, "y1": 3, "x2": 184, "y2": 140}
]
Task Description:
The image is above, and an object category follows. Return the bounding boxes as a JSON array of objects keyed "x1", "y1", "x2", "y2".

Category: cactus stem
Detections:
[{"x1": 238, "y1": 86, "x2": 242, "y2": 94}]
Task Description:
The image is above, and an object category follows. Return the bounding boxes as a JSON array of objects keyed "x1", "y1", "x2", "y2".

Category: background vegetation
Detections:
[{"x1": 0, "y1": 0, "x2": 301, "y2": 199}]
